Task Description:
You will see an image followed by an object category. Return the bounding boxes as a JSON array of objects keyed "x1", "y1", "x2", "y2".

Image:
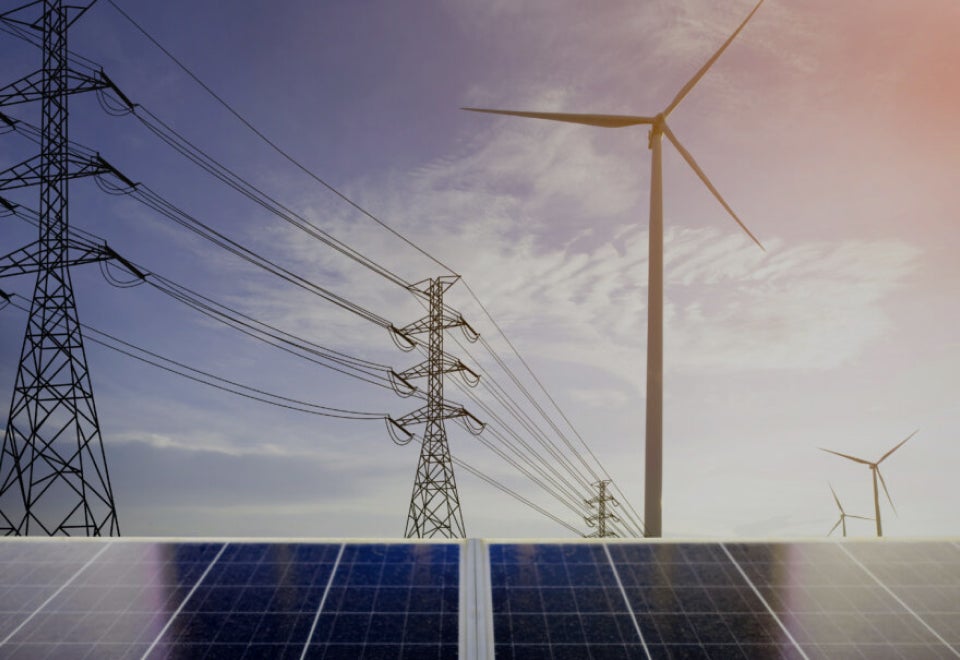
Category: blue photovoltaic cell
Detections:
[
  {"x1": 304, "y1": 543, "x2": 459, "y2": 660},
  {"x1": 1, "y1": 541, "x2": 223, "y2": 660},
  {"x1": 148, "y1": 543, "x2": 340, "y2": 659},
  {"x1": 490, "y1": 543, "x2": 646, "y2": 660},
  {"x1": 607, "y1": 543, "x2": 798, "y2": 659},
  {"x1": 725, "y1": 542, "x2": 959, "y2": 658}
]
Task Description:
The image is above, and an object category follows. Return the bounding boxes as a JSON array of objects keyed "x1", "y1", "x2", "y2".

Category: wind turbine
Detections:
[
  {"x1": 463, "y1": 0, "x2": 766, "y2": 537},
  {"x1": 820, "y1": 430, "x2": 917, "y2": 537},
  {"x1": 827, "y1": 483, "x2": 872, "y2": 538}
]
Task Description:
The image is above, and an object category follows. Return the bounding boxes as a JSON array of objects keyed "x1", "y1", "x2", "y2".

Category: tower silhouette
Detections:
[
  {"x1": 389, "y1": 276, "x2": 483, "y2": 538},
  {"x1": 584, "y1": 479, "x2": 620, "y2": 538},
  {"x1": 0, "y1": 0, "x2": 120, "y2": 535}
]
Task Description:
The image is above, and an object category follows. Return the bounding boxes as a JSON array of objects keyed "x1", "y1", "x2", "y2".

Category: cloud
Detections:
[
  {"x1": 237, "y1": 82, "x2": 924, "y2": 408},
  {"x1": 666, "y1": 232, "x2": 921, "y2": 370},
  {"x1": 111, "y1": 430, "x2": 325, "y2": 459},
  {"x1": 566, "y1": 387, "x2": 632, "y2": 410}
]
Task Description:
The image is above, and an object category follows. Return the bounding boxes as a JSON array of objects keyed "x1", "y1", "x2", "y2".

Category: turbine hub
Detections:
[{"x1": 648, "y1": 114, "x2": 666, "y2": 149}]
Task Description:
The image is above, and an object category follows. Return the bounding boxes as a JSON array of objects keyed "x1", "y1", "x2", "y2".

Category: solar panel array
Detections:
[{"x1": 0, "y1": 538, "x2": 956, "y2": 659}]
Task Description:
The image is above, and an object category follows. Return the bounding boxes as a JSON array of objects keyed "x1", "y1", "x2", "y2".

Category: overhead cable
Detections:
[
  {"x1": 2, "y1": 200, "x2": 402, "y2": 391},
  {"x1": 105, "y1": 0, "x2": 460, "y2": 279},
  {"x1": 3, "y1": 294, "x2": 387, "y2": 421}
]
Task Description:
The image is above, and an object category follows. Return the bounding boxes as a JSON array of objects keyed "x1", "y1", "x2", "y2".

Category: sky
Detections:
[{"x1": 0, "y1": 0, "x2": 958, "y2": 539}]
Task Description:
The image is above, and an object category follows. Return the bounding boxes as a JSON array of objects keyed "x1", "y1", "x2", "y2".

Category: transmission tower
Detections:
[
  {"x1": 387, "y1": 276, "x2": 483, "y2": 538},
  {"x1": 584, "y1": 479, "x2": 620, "y2": 538},
  {"x1": 0, "y1": 0, "x2": 125, "y2": 535}
]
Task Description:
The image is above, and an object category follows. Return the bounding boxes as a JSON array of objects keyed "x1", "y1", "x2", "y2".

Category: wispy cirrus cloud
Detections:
[{"x1": 257, "y1": 110, "x2": 922, "y2": 391}]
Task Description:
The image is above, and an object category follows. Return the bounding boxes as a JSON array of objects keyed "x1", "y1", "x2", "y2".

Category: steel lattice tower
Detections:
[
  {"x1": 584, "y1": 479, "x2": 619, "y2": 538},
  {"x1": 0, "y1": 0, "x2": 119, "y2": 536},
  {"x1": 390, "y1": 276, "x2": 482, "y2": 539}
]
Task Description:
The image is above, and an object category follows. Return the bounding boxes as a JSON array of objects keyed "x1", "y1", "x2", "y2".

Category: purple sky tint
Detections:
[{"x1": 0, "y1": 0, "x2": 957, "y2": 538}]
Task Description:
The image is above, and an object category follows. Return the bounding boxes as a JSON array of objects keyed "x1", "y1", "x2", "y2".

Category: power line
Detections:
[
  {"x1": 1, "y1": 291, "x2": 586, "y2": 535},
  {"x1": 448, "y1": 455, "x2": 583, "y2": 537},
  {"x1": 131, "y1": 104, "x2": 413, "y2": 291},
  {"x1": 105, "y1": 0, "x2": 460, "y2": 278},
  {"x1": 130, "y1": 184, "x2": 395, "y2": 327},
  {"x1": 4, "y1": 199, "x2": 590, "y2": 532},
  {"x1": 462, "y1": 279, "x2": 647, "y2": 534},
  {"x1": 0, "y1": 110, "x2": 400, "y2": 330},
  {"x1": 2, "y1": 198, "x2": 403, "y2": 391},
  {"x1": 3, "y1": 294, "x2": 387, "y2": 420},
  {"x1": 77, "y1": 10, "x2": 645, "y2": 530},
  {"x1": 414, "y1": 283, "x2": 647, "y2": 535},
  {"x1": 6, "y1": 5, "x2": 644, "y2": 535}
]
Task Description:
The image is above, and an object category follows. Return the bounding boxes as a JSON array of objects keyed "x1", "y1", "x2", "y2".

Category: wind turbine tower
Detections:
[
  {"x1": 821, "y1": 430, "x2": 917, "y2": 537},
  {"x1": 827, "y1": 483, "x2": 871, "y2": 538},
  {"x1": 464, "y1": 0, "x2": 767, "y2": 536}
]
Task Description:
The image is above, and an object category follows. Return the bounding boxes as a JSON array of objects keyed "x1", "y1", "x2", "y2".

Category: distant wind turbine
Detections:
[
  {"x1": 827, "y1": 483, "x2": 872, "y2": 538},
  {"x1": 463, "y1": 0, "x2": 767, "y2": 537},
  {"x1": 820, "y1": 430, "x2": 918, "y2": 537}
]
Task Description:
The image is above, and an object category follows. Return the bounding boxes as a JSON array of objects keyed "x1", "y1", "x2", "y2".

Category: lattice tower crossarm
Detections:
[
  {"x1": 0, "y1": 0, "x2": 119, "y2": 536},
  {"x1": 391, "y1": 276, "x2": 482, "y2": 539}
]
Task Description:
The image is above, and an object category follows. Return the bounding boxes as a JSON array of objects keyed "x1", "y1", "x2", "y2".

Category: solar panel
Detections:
[
  {"x1": 843, "y1": 541, "x2": 960, "y2": 648},
  {"x1": 606, "y1": 543, "x2": 797, "y2": 658},
  {"x1": 0, "y1": 541, "x2": 105, "y2": 645},
  {"x1": 147, "y1": 542, "x2": 340, "y2": 659},
  {"x1": 0, "y1": 538, "x2": 956, "y2": 659},
  {"x1": 303, "y1": 543, "x2": 460, "y2": 659},
  {"x1": 489, "y1": 543, "x2": 647, "y2": 659},
  {"x1": 0, "y1": 541, "x2": 222, "y2": 658},
  {"x1": 725, "y1": 542, "x2": 958, "y2": 658}
]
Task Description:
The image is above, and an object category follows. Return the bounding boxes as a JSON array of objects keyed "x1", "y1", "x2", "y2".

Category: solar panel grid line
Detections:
[
  {"x1": 300, "y1": 542, "x2": 461, "y2": 658},
  {"x1": 0, "y1": 541, "x2": 112, "y2": 648},
  {"x1": 139, "y1": 541, "x2": 228, "y2": 659},
  {"x1": 838, "y1": 544, "x2": 960, "y2": 658},
  {"x1": 299, "y1": 542, "x2": 346, "y2": 660},
  {"x1": 489, "y1": 542, "x2": 656, "y2": 659},
  {"x1": 719, "y1": 543, "x2": 810, "y2": 660},
  {"x1": 167, "y1": 542, "x2": 346, "y2": 657},
  {"x1": 724, "y1": 541, "x2": 960, "y2": 659},
  {"x1": 606, "y1": 542, "x2": 812, "y2": 658},
  {"x1": 602, "y1": 542, "x2": 653, "y2": 660},
  {"x1": 0, "y1": 541, "x2": 230, "y2": 658}
]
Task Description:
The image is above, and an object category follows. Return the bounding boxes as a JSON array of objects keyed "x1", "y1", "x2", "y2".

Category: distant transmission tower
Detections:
[
  {"x1": 388, "y1": 276, "x2": 483, "y2": 538},
  {"x1": 584, "y1": 479, "x2": 620, "y2": 538},
  {"x1": 0, "y1": 0, "x2": 122, "y2": 535}
]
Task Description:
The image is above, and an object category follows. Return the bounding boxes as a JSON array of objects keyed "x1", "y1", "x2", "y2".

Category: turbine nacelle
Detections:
[
  {"x1": 463, "y1": 0, "x2": 767, "y2": 537},
  {"x1": 827, "y1": 482, "x2": 873, "y2": 537},
  {"x1": 820, "y1": 430, "x2": 917, "y2": 537}
]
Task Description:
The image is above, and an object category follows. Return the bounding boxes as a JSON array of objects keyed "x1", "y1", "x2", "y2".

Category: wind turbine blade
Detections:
[
  {"x1": 819, "y1": 447, "x2": 872, "y2": 466},
  {"x1": 663, "y1": 0, "x2": 766, "y2": 117},
  {"x1": 828, "y1": 519, "x2": 841, "y2": 536},
  {"x1": 828, "y1": 483, "x2": 844, "y2": 514},
  {"x1": 877, "y1": 468, "x2": 897, "y2": 516},
  {"x1": 461, "y1": 107, "x2": 655, "y2": 128},
  {"x1": 878, "y1": 429, "x2": 918, "y2": 464},
  {"x1": 847, "y1": 515, "x2": 873, "y2": 521},
  {"x1": 662, "y1": 123, "x2": 765, "y2": 250}
]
